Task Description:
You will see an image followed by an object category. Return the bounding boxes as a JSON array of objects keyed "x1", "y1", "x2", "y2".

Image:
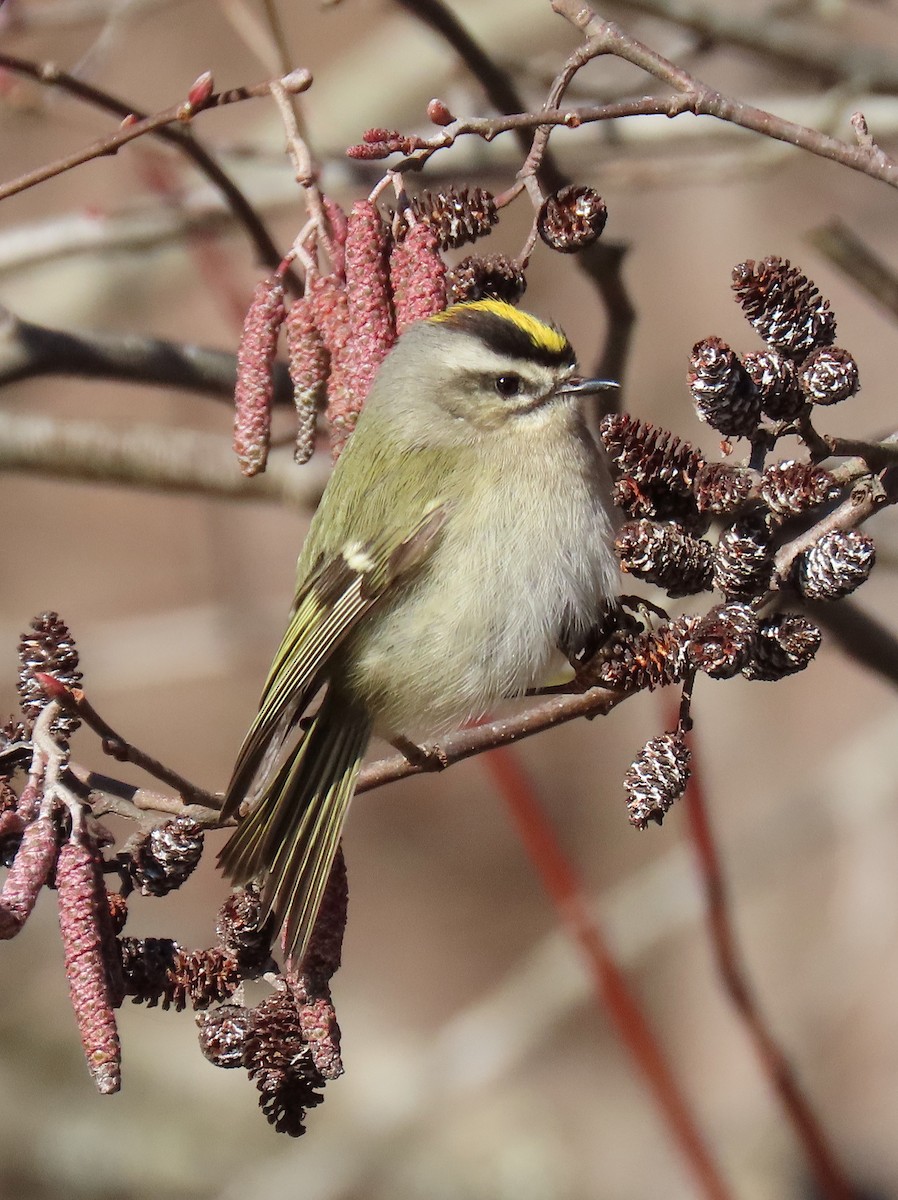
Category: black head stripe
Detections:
[{"x1": 433, "y1": 301, "x2": 576, "y2": 369}]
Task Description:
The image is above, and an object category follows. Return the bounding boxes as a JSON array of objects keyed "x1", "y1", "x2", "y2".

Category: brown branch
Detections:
[
  {"x1": 387, "y1": 7, "x2": 898, "y2": 191},
  {"x1": 356, "y1": 686, "x2": 626, "y2": 794},
  {"x1": 487, "y1": 746, "x2": 733, "y2": 1200},
  {"x1": 38, "y1": 677, "x2": 219, "y2": 808},
  {"x1": 774, "y1": 469, "x2": 898, "y2": 584},
  {"x1": 683, "y1": 742, "x2": 855, "y2": 1200},
  {"x1": 393, "y1": 0, "x2": 565, "y2": 191},
  {"x1": 0, "y1": 52, "x2": 303, "y2": 284},
  {"x1": 0, "y1": 59, "x2": 313, "y2": 224}
]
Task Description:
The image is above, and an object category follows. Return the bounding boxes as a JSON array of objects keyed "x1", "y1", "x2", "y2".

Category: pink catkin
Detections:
[
  {"x1": 322, "y1": 198, "x2": 348, "y2": 279},
  {"x1": 0, "y1": 815, "x2": 58, "y2": 939},
  {"x1": 390, "y1": 223, "x2": 447, "y2": 334},
  {"x1": 344, "y1": 199, "x2": 396, "y2": 406},
  {"x1": 285, "y1": 297, "x2": 329, "y2": 465},
  {"x1": 308, "y1": 274, "x2": 355, "y2": 461},
  {"x1": 297, "y1": 994, "x2": 343, "y2": 1080},
  {"x1": 56, "y1": 837, "x2": 122, "y2": 1094},
  {"x1": 234, "y1": 276, "x2": 286, "y2": 477}
]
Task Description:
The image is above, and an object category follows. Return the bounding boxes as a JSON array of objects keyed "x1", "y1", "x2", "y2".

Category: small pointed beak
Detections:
[{"x1": 556, "y1": 376, "x2": 620, "y2": 398}]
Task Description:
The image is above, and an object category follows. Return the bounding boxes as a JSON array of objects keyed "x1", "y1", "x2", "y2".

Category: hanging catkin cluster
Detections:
[
  {"x1": 233, "y1": 195, "x2": 457, "y2": 465},
  {"x1": 597, "y1": 257, "x2": 881, "y2": 830}
]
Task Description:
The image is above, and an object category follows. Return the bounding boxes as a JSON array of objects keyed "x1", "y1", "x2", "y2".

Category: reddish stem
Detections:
[
  {"x1": 484, "y1": 745, "x2": 733, "y2": 1200},
  {"x1": 682, "y1": 739, "x2": 855, "y2": 1200}
]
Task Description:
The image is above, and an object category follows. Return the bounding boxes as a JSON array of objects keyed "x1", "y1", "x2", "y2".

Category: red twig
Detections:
[
  {"x1": 484, "y1": 745, "x2": 733, "y2": 1200},
  {"x1": 682, "y1": 736, "x2": 855, "y2": 1200}
]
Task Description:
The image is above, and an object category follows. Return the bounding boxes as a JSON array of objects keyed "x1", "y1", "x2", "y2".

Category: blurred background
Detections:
[{"x1": 0, "y1": 1, "x2": 897, "y2": 1197}]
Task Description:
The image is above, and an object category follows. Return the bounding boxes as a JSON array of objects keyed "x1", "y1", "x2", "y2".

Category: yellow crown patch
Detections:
[{"x1": 431, "y1": 299, "x2": 571, "y2": 360}]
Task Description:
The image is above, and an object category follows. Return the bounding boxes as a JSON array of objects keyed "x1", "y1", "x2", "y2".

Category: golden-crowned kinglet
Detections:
[{"x1": 218, "y1": 299, "x2": 620, "y2": 964}]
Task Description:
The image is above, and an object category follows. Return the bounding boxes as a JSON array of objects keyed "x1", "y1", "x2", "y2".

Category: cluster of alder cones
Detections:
[{"x1": 595, "y1": 256, "x2": 877, "y2": 828}]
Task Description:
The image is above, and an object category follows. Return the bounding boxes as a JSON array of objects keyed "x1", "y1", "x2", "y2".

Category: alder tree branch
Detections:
[
  {"x1": 395, "y1": 0, "x2": 634, "y2": 386},
  {"x1": 0, "y1": 55, "x2": 312, "y2": 278}
]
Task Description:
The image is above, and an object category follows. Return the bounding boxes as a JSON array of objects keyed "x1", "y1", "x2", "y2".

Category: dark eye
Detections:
[{"x1": 495, "y1": 373, "x2": 523, "y2": 398}]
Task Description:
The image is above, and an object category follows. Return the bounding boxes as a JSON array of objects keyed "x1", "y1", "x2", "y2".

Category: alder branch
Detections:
[
  {"x1": 0, "y1": 62, "x2": 312, "y2": 206},
  {"x1": 379, "y1": 6, "x2": 898, "y2": 192},
  {"x1": 0, "y1": 53, "x2": 296, "y2": 282},
  {"x1": 0, "y1": 409, "x2": 330, "y2": 505},
  {"x1": 774, "y1": 468, "x2": 898, "y2": 584},
  {"x1": 393, "y1": 0, "x2": 633, "y2": 386},
  {"x1": 356, "y1": 687, "x2": 626, "y2": 794},
  {"x1": 39, "y1": 677, "x2": 217, "y2": 807},
  {"x1": 0, "y1": 306, "x2": 294, "y2": 403}
]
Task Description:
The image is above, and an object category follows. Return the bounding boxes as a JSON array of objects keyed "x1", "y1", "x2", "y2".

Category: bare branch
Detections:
[
  {"x1": 0, "y1": 58, "x2": 313, "y2": 219},
  {"x1": 0, "y1": 306, "x2": 294, "y2": 403}
]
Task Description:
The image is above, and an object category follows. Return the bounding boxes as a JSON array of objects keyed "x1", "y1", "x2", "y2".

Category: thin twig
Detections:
[
  {"x1": 380, "y1": 8, "x2": 898, "y2": 192},
  {"x1": 38, "y1": 676, "x2": 219, "y2": 807},
  {"x1": 393, "y1": 0, "x2": 565, "y2": 191},
  {"x1": 682, "y1": 738, "x2": 855, "y2": 1200},
  {"x1": 486, "y1": 745, "x2": 733, "y2": 1200},
  {"x1": 0, "y1": 59, "x2": 313, "y2": 207},
  {"x1": 0, "y1": 53, "x2": 300, "y2": 286},
  {"x1": 774, "y1": 469, "x2": 898, "y2": 584}
]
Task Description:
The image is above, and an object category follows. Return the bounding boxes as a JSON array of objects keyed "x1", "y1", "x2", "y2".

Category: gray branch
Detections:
[{"x1": 0, "y1": 409, "x2": 328, "y2": 506}]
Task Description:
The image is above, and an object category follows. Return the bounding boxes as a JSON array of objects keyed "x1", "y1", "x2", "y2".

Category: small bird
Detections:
[{"x1": 218, "y1": 299, "x2": 620, "y2": 965}]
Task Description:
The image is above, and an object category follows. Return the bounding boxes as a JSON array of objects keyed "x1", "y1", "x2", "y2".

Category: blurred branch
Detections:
[
  {"x1": 809, "y1": 219, "x2": 898, "y2": 320},
  {"x1": 0, "y1": 305, "x2": 294, "y2": 403},
  {"x1": 12, "y1": 0, "x2": 183, "y2": 28},
  {"x1": 683, "y1": 741, "x2": 855, "y2": 1200},
  {"x1": 806, "y1": 598, "x2": 898, "y2": 691},
  {"x1": 486, "y1": 745, "x2": 733, "y2": 1200},
  {"x1": 0, "y1": 409, "x2": 329, "y2": 506},
  {"x1": 616, "y1": 0, "x2": 898, "y2": 93}
]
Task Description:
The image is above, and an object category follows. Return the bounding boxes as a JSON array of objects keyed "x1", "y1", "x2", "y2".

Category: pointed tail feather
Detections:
[{"x1": 218, "y1": 690, "x2": 370, "y2": 967}]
